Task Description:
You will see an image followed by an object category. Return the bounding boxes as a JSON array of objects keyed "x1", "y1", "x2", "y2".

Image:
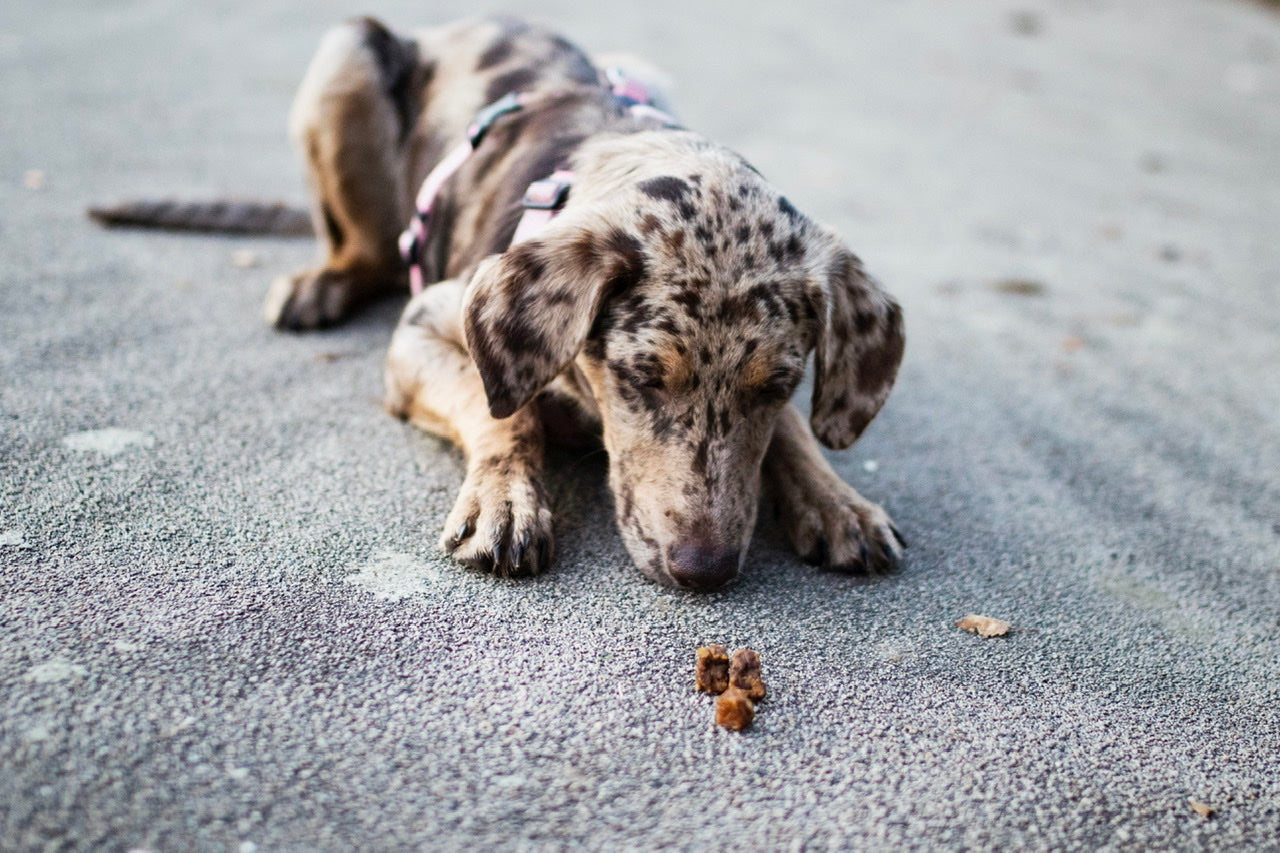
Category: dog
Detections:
[{"x1": 109, "y1": 15, "x2": 907, "y2": 590}]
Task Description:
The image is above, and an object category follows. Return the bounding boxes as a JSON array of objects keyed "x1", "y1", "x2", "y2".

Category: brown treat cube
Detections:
[
  {"x1": 695, "y1": 645, "x2": 730, "y2": 694},
  {"x1": 715, "y1": 688, "x2": 756, "y2": 731},
  {"x1": 729, "y1": 648, "x2": 766, "y2": 700}
]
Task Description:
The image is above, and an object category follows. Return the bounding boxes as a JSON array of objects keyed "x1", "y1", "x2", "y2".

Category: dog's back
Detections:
[
  {"x1": 257, "y1": 16, "x2": 682, "y2": 327},
  {"x1": 397, "y1": 17, "x2": 676, "y2": 282}
]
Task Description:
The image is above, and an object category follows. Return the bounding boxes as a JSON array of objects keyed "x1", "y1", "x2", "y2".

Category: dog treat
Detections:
[
  {"x1": 955, "y1": 613, "x2": 1012, "y2": 638},
  {"x1": 695, "y1": 645, "x2": 730, "y2": 694},
  {"x1": 715, "y1": 687, "x2": 756, "y2": 731},
  {"x1": 696, "y1": 645, "x2": 766, "y2": 730},
  {"x1": 729, "y1": 648, "x2": 766, "y2": 700}
]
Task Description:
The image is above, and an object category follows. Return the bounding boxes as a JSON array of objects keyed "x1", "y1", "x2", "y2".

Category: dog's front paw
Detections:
[
  {"x1": 778, "y1": 474, "x2": 906, "y2": 574},
  {"x1": 264, "y1": 269, "x2": 364, "y2": 330},
  {"x1": 441, "y1": 467, "x2": 554, "y2": 577}
]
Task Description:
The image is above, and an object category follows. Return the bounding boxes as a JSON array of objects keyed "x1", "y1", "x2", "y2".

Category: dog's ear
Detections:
[
  {"x1": 463, "y1": 223, "x2": 647, "y2": 418},
  {"x1": 809, "y1": 249, "x2": 905, "y2": 449}
]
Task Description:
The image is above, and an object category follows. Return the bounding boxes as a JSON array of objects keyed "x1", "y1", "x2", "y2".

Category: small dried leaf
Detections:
[
  {"x1": 993, "y1": 278, "x2": 1046, "y2": 296},
  {"x1": 1189, "y1": 799, "x2": 1214, "y2": 819},
  {"x1": 1098, "y1": 223, "x2": 1124, "y2": 242},
  {"x1": 956, "y1": 613, "x2": 1013, "y2": 638}
]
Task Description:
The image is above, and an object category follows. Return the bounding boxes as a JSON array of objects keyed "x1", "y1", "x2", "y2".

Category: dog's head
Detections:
[{"x1": 463, "y1": 132, "x2": 903, "y2": 589}]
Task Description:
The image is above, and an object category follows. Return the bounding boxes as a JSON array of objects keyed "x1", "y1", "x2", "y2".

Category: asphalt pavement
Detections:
[{"x1": 2, "y1": 0, "x2": 1279, "y2": 849}]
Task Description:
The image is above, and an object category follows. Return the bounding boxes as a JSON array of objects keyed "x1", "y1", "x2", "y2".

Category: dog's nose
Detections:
[{"x1": 667, "y1": 545, "x2": 741, "y2": 591}]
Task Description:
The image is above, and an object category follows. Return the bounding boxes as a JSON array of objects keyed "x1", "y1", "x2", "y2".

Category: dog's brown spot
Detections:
[
  {"x1": 856, "y1": 303, "x2": 905, "y2": 394},
  {"x1": 663, "y1": 228, "x2": 686, "y2": 254},
  {"x1": 505, "y1": 241, "x2": 547, "y2": 284},
  {"x1": 477, "y1": 38, "x2": 514, "y2": 70},
  {"x1": 777, "y1": 195, "x2": 800, "y2": 222},
  {"x1": 639, "y1": 176, "x2": 697, "y2": 220},
  {"x1": 486, "y1": 67, "x2": 538, "y2": 103},
  {"x1": 602, "y1": 228, "x2": 647, "y2": 290},
  {"x1": 549, "y1": 35, "x2": 599, "y2": 82},
  {"x1": 638, "y1": 175, "x2": 690, "y2": 202},
  {"x1": 670, "y1": 286, "x2": 701, "y2": 319}
]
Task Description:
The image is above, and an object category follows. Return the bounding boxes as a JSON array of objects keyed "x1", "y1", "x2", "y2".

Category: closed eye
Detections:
[
  {"x1": 635, "y1": 371, "x2": 665, "y2": 391},
  {"x1": 609, "y1": 358, "x2": 668, "y2": 395},
  {"x1": 754, "y1": 366, "x2": 802, "y2": 403}
]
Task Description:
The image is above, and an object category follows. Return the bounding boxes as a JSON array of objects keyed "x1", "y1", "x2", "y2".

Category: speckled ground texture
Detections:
[{"x1": 3, "y1": 0, "x2": 1279, "y2": 850}]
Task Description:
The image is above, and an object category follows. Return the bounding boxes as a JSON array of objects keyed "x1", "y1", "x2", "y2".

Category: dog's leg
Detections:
[
  {"x1": 384, "y1": 281, "x2": 555, "y2": 576},
  {"x1": 265, "y1": 18, "x2": 420, "y2": 330},
  {"x1": 764, "y1": 404, "x2": 906, "y2": 574}
]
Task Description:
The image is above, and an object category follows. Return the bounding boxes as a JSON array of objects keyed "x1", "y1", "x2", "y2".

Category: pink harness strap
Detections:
[
  {"x1": 400, "y1": 74, "x2": 677, "y2": 295},
  {"x1": 397, "y1": 140, "x2": 473, "y2": 296},
  {"x1": 399, "y1": 92, "x2": 529, "y2": 295},
  {"x1": 511, "y1": 169, "x2": 575, "y2": 245}
]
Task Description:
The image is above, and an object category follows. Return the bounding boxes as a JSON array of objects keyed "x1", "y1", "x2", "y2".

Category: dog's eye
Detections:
[
  {"x1": 633, "y1": 370, "x2": 666, "y2": 392},
  {"x1": 629, "y1": 355, "x2": 671, "y2": 392},
  {"x1": 755, "y1": 367, "x2": 800, "y2": 403},
  {"x1": 610, "y1": 359, "x2": 667, "y2": 395}
]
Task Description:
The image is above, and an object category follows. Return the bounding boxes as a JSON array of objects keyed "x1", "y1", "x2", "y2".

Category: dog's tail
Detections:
[{"x1": 87, "y1": 199, "x2": 313, "y2": 236}]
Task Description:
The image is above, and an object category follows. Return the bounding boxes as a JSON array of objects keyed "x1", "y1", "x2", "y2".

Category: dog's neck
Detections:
[
  {"x1": 402, "y1": 79, "x2": 677, "y2": 293},
  {"x1": 409, "y1": 82, "x2": 674, "y2": 286}
]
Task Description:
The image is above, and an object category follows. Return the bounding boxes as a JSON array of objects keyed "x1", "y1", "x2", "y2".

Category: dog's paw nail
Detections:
[
  {"x1": 889, "y1": 522, "x2": 908, "y2": 549},
  {"x1": 803, "y1": 535, "x2": 829, "y2": 567},
  {"x1": 445, "y1": 519, "x2": 474, "y2": 550}
]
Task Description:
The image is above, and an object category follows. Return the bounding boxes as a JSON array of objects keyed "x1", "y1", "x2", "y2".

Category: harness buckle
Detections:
[
  {"x1": 522, "y1": 177, "x2": 572, "y2": 211},
  {"x1": 605, "y1": 66, "x2": 650, "y2": 107},
  {"x1": 467, "y1": 92, "x2": 525, "y2": 148}
]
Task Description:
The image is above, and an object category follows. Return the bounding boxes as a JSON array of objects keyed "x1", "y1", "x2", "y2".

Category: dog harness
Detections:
[{"x1": 398, "y1": 70, "x2": 677, "y2": 295}]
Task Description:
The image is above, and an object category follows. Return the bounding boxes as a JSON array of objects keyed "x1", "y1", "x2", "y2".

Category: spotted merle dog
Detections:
[{"x1": 269, "y1": 15, "x2": 905, "y2": 590}]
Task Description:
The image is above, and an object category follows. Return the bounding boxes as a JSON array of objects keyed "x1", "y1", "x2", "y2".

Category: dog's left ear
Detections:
[
  {"x1": 463, "y1": 222, "x2": 647, "y2": 418},
  {"x1": 809, "y1": 249, "x2": 905, "y2": 449}
]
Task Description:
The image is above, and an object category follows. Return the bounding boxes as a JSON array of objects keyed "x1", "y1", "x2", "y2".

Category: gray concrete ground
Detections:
[{"x1": 2, "y1": 0, "x2": 1279, "y2": 849}]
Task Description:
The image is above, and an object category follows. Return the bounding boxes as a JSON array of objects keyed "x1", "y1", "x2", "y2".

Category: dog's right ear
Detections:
[{"x1": 463, "y1": 223, "x2": 648, "y2": 418}]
